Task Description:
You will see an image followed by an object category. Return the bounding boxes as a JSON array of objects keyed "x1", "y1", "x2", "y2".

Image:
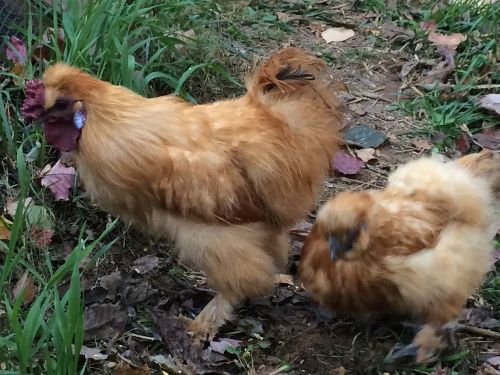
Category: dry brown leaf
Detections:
[
  {"x1": 428, "y1": 32, "x2": 466, "y2": 48},
  {"x1": 330, "y1": 79, "x2": 349, "y2": 93},
  {"x1": 479, "y1": 94, "x2": 500, "y2": 116},
  {"x1": 322, "y1": 27, "x2": 355, "y2": 43},
  {"x1": 5, "y1": 197, "x2": 33, "y2": 217},
  {"x1": 331, "y1": 367, "x2": 347, "y2": 375},
  {"x1": 274, "y1": 274, "x2": 295, "y2": 286},
  {"x1": 12, "y1": 271, "x2": 37, "y2": 306},
  {"x1": 412, "y1": 139, "x2": 433, "y2": 151},
  {"x1": 0, "y1": 216, "x2": 11, "y2": 240},
  {"x1": 428, "y1": 31, "x2": 466, "y2": 66},
  {"x1": 348, "y1": 102, "x2": 366, "y2": 116},
  {"x1": 355, "y1": 148, "x2": 376, "y2": 162},
  {"x1": 114, "y1": 363, "x2": 151, "y2": 375}
]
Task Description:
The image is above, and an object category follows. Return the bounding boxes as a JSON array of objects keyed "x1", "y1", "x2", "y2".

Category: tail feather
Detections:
[{"x1": 247, "y1": 47, "x2": 337, "y2": 109}]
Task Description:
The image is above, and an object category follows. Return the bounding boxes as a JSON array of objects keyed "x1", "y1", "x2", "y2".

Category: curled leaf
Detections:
[
  {"x1": 0, "y1": 216, "x2": 11, "y2": 240},
  {"x1": 6, "y1": 36, "x2": 27, "y2": 64},
  {"x1": 209, "y1": 338, "x2": 241, "y2": 354},
  {"x1": 12, "y1": 271, "x2": 37, "y2": 306},
  {"x1": 479, "y1": 94, "x2": 500, "y2": 116},
  {"x1": 355, "y1": 148, "x2": 376, "y2": 162},
  {"x1": 41, "y1": 159, "x2": 76, "y2": 201},
  {"x1": 428, "y1": 32, "x2": 466, "y2": 66},
  {"x1": 322, "y1": 27, "x2": 355, "y2": 43},
  {"x1": 419, "y1": 20, "x2": 437, "y2": 31}
]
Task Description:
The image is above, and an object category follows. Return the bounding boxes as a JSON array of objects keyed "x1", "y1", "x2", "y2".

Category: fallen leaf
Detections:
[
  {"x1": 25, "y1": 205, "x2": 52, "y2": 229},
  {"x1": 479, "y1": 94, "x2": 500, "y2": 116},
  {"x1": 132, "y1": 255, "x2": 159, "y2": 274},
  {"x1": 455, "y1": 133, "x2": 470, "y2": 154},
  {"x1": 428, "y1": 32, "x2": 466, "y2": 49},
  {"x1": 32, "y1": 27, "x2": 64, "y2": 61},
  {"x1": 5, "y1": 36, "x2": 27, "y2": 64},
  {"x1": 412, "y1": 139, "x2": 433, "y2": 151},
  {"x1": 114, "y1": 363, "x2": 151, "y2": 375},
  {"x1": 12, "y1": 271, "x2": 37, "y2": 306},
  {"x1": 5, "y1": 197, "x2": 33, "y2": 217},
  {"x1": 274, "y1": 274, "x2": 295, "y2": 286},
  {"x1": 30, "y1": 227, "x2": 55, "y2": 247},
  {"x1": 332, "y1": 151, "x2": 364, "y2": 175},
  {"x1": 400, "y1": 60, "x2": 419, "y2": 79},
  {"x1": 344, "y1": 124, "x2": 387, "y2": 148},
  {"x1": 419, "y1": 65, "x2": 454, "y2": 90},
  {"x1": 238, "y1": 317, "x2": 264, "y2": 335},
  {"x1": 348, "y1": 102, "x2": 366, "y2": 116},
  {"x1": 355, "y1": 148, "x2": 376, "y2": 162},
  {"x1": 331, "y1": 79, "x2": 350, "y2": 93},
  {"x1": 150, "y1": 309, "x2": 231, "y2": 374},
  {"x1": 209, "y1": 338, "x2": 241, "y2": 354},
  {"x1": 84, "y1": 303, "x2": 129, "y2": 340},
  {"x1": 381, "y1": 23, "x2": 415, "y2": 42},
  {"x1": 80, "y1": 346, "x2": 108, "y2": 360},
  {"x1": 473, "y1": 128, "x2": 500, "y2": 150},
  {"x1": 465, "y1": 306, "x2": 500, "y2": 329},
  {"x1": 40, "y1": 159, "x2": 76, "y2": 201},
  {"x1": 331, "y1": 367, "x2": 347, "y2": 375},
  {"x1": 488, "y1": 357, "x2": 500, "y2": 367},
  {"x1": 0, "y1": 216, "x2": 11, "y2": 240},
  {"x1": 428, "y1": 32, "x2": 466, "y2": 66},
  {"x1": 419, "y1": 20, "x2": 437, "y2": 31},
  {"x1": 321, "y1": 27, "x2": 355, "y2": 43}
]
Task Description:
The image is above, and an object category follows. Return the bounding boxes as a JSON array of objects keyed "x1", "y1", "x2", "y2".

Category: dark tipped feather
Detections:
[{"x1": 276, "y1": 64, "x2": 315, "y2": 81}]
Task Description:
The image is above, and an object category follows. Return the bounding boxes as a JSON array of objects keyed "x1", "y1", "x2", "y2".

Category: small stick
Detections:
[{"x1": 455, "y1": 324, "x2": 500, "y2": 339}]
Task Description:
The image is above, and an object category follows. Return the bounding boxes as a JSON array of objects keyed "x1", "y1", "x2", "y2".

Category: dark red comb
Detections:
[{"x1": 21, "y1": 79, "x2": 45, "y2": 122}]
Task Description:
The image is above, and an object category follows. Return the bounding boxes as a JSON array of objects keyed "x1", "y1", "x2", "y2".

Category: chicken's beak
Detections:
[
  {"x1": 328, "y1": 223, "x2": 367, "y2": 261},
  {"x1": 328, "y1": 235, "x2": 342, "y2": 261}
]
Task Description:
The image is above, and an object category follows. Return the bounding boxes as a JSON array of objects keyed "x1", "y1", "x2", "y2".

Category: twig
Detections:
[
  {"x1": 352, "y1": 91, "x2": 393, "y2": 103},
  {"x1": 473, "y1": 84, "x2": 500, "y2": 90},
  {"x1": 456, "y1": 324, "x2": 500, "y2": 339},
  {"x1": 339, "y1": 176, "x2": 384, "y2": 189},
  {"x1": 365, "y1": 164, "x2": 389, "y2": 178}
]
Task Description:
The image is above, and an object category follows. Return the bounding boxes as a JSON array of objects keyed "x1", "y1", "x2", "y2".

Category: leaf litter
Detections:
[{"x1": 40, "y1": 159, "x2": 76, "y2": 201}]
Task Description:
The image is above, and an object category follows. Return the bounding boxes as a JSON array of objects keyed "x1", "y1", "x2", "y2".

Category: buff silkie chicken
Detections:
[
  {"x1": 21, "y1": 48, "x2": 343, "y2": 336},
  {"x1": 299, "y1": 150, "x2": 499, "y2": 363}
]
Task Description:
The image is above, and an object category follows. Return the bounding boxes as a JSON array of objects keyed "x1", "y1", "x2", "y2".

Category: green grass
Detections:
[{"x1": 386, "y1": 0, "x2": 499, "y2": 144}]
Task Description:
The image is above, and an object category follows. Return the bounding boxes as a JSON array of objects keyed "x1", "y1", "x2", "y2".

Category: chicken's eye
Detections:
[{"x1": 53, "y1": 97, "x2": 72, "y2": 110}]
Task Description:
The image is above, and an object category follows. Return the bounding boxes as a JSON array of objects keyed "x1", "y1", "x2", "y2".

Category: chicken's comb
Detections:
[{"x1": 21, "y1": 79, "x2": 45, "y2": 122}]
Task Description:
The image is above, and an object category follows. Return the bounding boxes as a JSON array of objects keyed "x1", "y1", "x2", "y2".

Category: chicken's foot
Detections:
[{"x1": 187, "y1": 293, "x2": 235, "y2": 339}]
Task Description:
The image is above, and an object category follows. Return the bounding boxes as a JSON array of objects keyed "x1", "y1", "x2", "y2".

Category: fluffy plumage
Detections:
[
  {"x1": 299, "y1": 150, "x2": 499, "y2": 363},
  {"x1": 26, "y1": 48, "x2": 343, "y2": 335}
]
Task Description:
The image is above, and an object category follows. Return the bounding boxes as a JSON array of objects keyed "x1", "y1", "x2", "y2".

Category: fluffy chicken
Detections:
[
  {"x1": 299, "y1": 150, "x2": 499, "y2": 363},
  {"x1": 22, "y1": 48, "x2": 342, "y2": 335}
]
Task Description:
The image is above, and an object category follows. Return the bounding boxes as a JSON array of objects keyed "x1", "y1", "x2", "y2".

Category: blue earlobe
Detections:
[{"x1": 74, "y1": 110, "x2": 86, "y2": 130}]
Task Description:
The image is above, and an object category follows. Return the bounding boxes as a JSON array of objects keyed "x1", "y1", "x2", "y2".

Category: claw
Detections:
[{"x1": 384, "y1": 343, "x2": 419, "y2": 365}]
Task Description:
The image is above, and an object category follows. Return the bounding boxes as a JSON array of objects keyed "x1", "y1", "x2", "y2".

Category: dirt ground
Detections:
[{"x1": 73, "y1": 3, "x2": 500, "y2": 375}]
